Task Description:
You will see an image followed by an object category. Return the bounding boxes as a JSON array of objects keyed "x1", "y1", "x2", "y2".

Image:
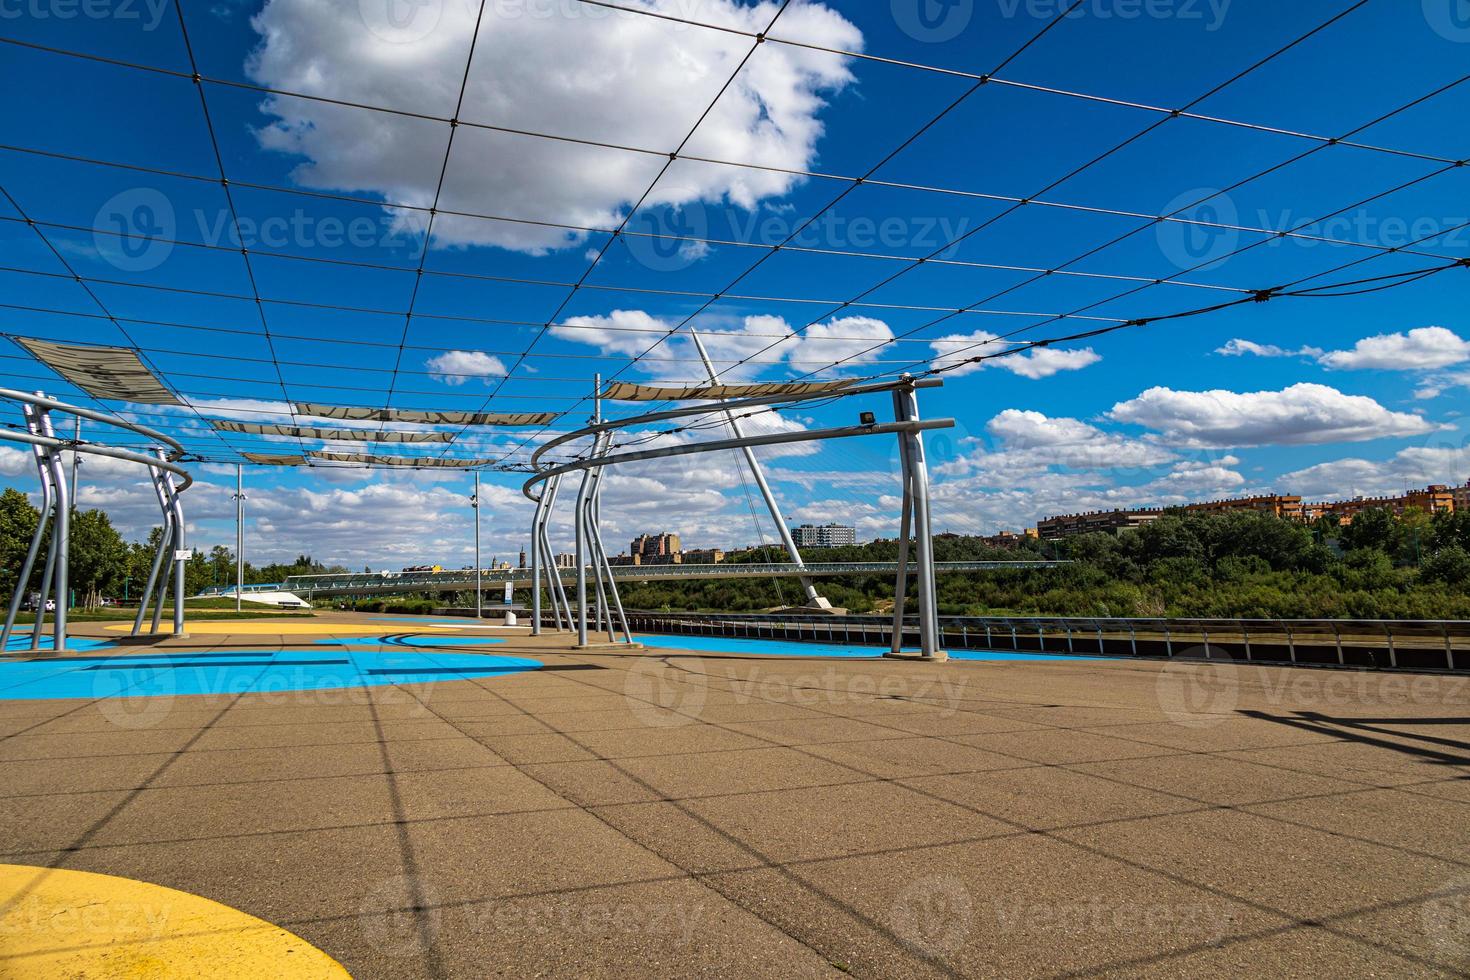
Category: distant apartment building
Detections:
[
  {"x1": 1036, "y1": 508, "x2": 1162, "y2": 540},
  {"x1": 1185, "y1": 494, "x2": 1304, "y2": 520},
  {"x1": 631, "y1": 532, "x2": 680, "y2": 559},
  {"x1": 682, "y1": 548, "x2": 725, "y2": 564},
  {"x1": 977, "y1": 530, "x2": 1037, "y2": 550},
  {"x1": 1307, "y1": 484, "x2": 1456, "y2": 524},
  {"x1": 1455, "y1": 482, "x2": 1470, "y2": 513},
  {"x1": 792, "y1": 523, "x2": 856, "y2": 548},
  {"x1": 554, "y1": 553, "x2": 576, "y2": 569}
]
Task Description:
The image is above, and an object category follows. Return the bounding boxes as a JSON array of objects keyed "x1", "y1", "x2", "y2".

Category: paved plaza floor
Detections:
[{"x1": 0, "y1": 613, "x2": 1467, "y2": 977}]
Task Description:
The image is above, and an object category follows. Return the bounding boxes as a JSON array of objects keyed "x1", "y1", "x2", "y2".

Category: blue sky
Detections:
[{"x1": 0, "y1": 0, "x2": 1466, "y2": 568}]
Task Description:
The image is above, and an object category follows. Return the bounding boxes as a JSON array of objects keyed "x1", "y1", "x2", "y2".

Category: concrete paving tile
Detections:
[
  {"x1": 868, "y1": 710, "x2": 1050, "y2": 737},
  {"x1": 720, "y1": 716, "x2": 909, "y2": 747},
  {"x1": 1117, "y1": 924, "x2": 1443, "y2": 978},
  {"x1": 453, "y1": 714, "x2": 555, "y2": 737},
  {"x1": 519, "y1": 760, "x2": 666, "y2": 807},
  {"x1": 1081, "y1": 719, "x2": 1346, "y2": 753},
  {"x1": 681, "y1": 781, "x2": 1010, "y2": 863},
  {"x1": 425, "y1": 699, "x2": 529, "y2": 721},
  {"x1": 0, "y1": 728, "x2": 200, "y2": 761},
  {"x1": 425, "y1": 877, "x2": 839, "y2": 978},
  {"x1": 1244, "y1": 788, "x2": 1470, "y2": 863},
  {"x1": 1331, "y1": 880, "x2": 1470, "y2": 976},
  {"x1": 189, "y1": 718, "x2": 461, "y2": 751},
  {"x1": 152, "y1": 742, "x2": 393, "y2": 787},
  {"x1": 769, "y1": 833, "x2": 1283, "y2": 979},
  {"x1": 0, "y1": 790, "x2": 132, "y2": 851},
  {"x1": 499, "y1": 694, "x2": 637, "y2": 714},
  {"x1": 1070, "y1": 753, "x2": 1363, "y2": 806},
  {"x1": 953, "y1": 727, "x2": 1184, "y2": 766},
  {"x1": 589, "y1": 801, "x2": 765, "y2": 875},
  {"x1": 901, "y1": 766, "x2": 1198, "y2": 831},
  {"x1": 403, "y1": 809, "x2": 681, "y2": 907},
  {"x1": 22, "y1": 706, "x2": 226, "y2": 735},
  {"x1": 1219, "y1": 741, "x2": 1470, "y2": 788},
  {"x1": 382, "y1": 736, "x2": 509, "y2": 772},
  {"x1": 800, "y1": 736, "x2": 1027, "y2": 779},
  {"x1": 90, "y1": 774, "x2": 398, "y2": 846},
  {"x1": 532, "y1": 708, "x2": 667, "y2": 733},
  {"x1": 573, "y1": 724, "x2": 767, "y2": 760},
  {"x1": 469, "y1": 732, "x2": 597, "y2": 765},
  {"x1": 0, "y1": 753, "x2": 176, "y2": 795},
  {"x1": 614, "y1": 746, "x2": 860, "y2": 799},
  {"x1": 393, "y1": 766, "x2": 575, "y2": 821},
  {"x1": 1055, "y1": 808, "x2": 1463, "y2": 921}
]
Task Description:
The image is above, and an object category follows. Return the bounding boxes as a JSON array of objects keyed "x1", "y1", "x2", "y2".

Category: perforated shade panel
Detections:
[
  {"x1": 16, "y1": 338, "x2": 179, "y2": 405},
  {"x1": 600, "y1": 379, "x2": 858, "y2": 401},
  {"x1": 240, "y1": 453, "x2": 307, "y2": 466},
  {"x1": 210, "y1": 420, "x2": 453, "y2": 443},
  {"x1": 294, "y1": 404, "x2": 557, "y2": 426},
  {"x1": 308, "y1": 451, "x2": 494, "y2": 468}
]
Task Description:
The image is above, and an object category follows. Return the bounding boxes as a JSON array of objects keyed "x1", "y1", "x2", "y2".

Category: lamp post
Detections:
[{"x1": 233, "y1": 463, "x2": 244, "y2": 613}]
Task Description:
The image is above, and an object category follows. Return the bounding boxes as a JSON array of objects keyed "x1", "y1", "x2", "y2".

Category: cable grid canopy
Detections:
[{"x1": 15, "y1": 338, "x2": 180, "y2": 405}]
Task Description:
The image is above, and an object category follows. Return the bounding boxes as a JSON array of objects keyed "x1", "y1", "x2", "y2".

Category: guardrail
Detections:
[
  {"x1": 282, "y1": 561, "x2": 1065, "y2": 597},
  {"x1": 195, "y1": 583, "x2": 284, "y2": 596},
  {"x1": 617, "y1": 611, "x2": 1470, "y2": 673}
]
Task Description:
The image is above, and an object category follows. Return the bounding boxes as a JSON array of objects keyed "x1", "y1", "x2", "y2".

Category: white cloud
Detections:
[
  {"x1": 929, "y1": 332, "x2": 1100, "y2": 379},
  {"x1": 1280, "y1": 444, "x2": 1470, "y2": 499},
  {"x1": 1319, "y1": 326, "x2": 1470, "y2": 371},
  {"x1": 940, "y1": 409, "x2": 1176, "y2": 478},
  {"x1": 247, "y1": 0, "x2": 862, "y2": 253},
  {"x1": 555, "y1": 309, "x2": 667, "y2": 359},
  {"x1": 1109, "y1": 383, "x2": 1438, "y2": 448},
  {"x1": 426, "y1": 349, "x2": 509, "y2": 385},
  {"x1": 1215, "y1": 338, "x2": 1322, "y2": 358}
]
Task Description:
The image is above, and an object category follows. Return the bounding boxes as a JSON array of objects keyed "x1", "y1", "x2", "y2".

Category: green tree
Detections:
[
  {"x1": 0, "y1": 487, "x2": 41, "y2": 599},
  {"x1": 69, "y1": 508, "x2": 128, "y2": 607}
]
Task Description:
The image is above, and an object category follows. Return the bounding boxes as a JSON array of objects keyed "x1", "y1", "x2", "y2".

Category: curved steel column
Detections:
[{"x1": 1, "y1": 403, "x2": 52, "y2": 651}]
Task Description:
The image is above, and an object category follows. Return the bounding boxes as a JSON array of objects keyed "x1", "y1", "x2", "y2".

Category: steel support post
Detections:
[
  {"x1": 587, "y1": 451, "x2": 632, "y2": 644},
  {"x1": 472, "y1": 471, "x2": 482, "y2": 620},
  {"x1": 530, "y1": 487, "x2": 547, "y2": 635},
  {"x1": 898, "y1": 385, "x2": 942, "y2": 660},
  {"x1": 132, "y1": 464, "x2": 173, "y2": 637},
  {"x1": 2, "y1": 403, "x2": 52, "y2": 651},
  {"x1": 539, "y1": 474, "x2": 571, "y2": 630},
  {"x1": 39, "y1": 410, "x2": 68, "y2": 651},
  {"x1": 573, "y1": 466, "x2": 592, "y2": 647},
  {"x1": 234, "y1": 463, "x2": 244, "y2": 613},
  {"x1": 165, "y1": 464, "x2": 185, "y2": 637},
  {"x1": 688, "y1": 327, "x2": 826, "y2": 608},
  {"x1": 889, "y1": 388, "x2": 915, "y2": 655}
]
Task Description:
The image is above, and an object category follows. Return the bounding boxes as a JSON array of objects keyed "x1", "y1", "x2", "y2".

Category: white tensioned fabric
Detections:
[
  {"x1": 294, "y1": 403, "x2": 558, "y2": 426},
  {"x1": 600, "y1": 379, "x2": 859, "y2": 401},
  {"x1": 209, "y1": 420, "x2": 453, "y2": 442},
  {"x1": 16, "y1": 338, "x2": 180, "y2": 404},
  {"x1": 308, "y1": 450, "x2": 494, "y2": 468},
  {"x1": 240, "y1": 452, "x2": 308, "y2": 465}
]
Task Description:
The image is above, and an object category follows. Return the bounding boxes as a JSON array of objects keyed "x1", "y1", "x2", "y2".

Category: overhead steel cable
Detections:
[
  {"x1": 375, "y1": 0, "x2": 491, "y2": 440},
  {"x1": 0, "y1": 186, "x2": 248, "y2": 463},
  {"x1": 681, "y1": 0, "x2": 1385, "y2": 386},
  {"x1": 788, "y1": 75, "x2": 1470, "y2": 380},
  {"x1": 440, "y1": 0, "x2": 800, "y2": 462},
  {"x1": 167, "y1": 0, "x2": 310, "y2": 460}
]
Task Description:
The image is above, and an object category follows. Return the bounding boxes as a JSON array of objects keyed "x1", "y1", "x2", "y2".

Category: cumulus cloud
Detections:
[
  {"x1": 554, "y1": 310, "x2": 895, "y2": 382},
  {"x1": 1280, "y1": 444, "x2": 1470, "y2": 499},
  {"x1": 1109, "y1": 383, "x2": 1438, "y2": 448},
  {"x1": 247, "y1": 0, "x2": 862, "y2": 253},
  {"x1": 1319, "y1": 326, "x2": 1470, "y2": 371},
  {"x1": 1219, "y1": 327, "x2": 1470, "y2": 372},
  {"x1": 1215, "y1": 338, "x2": 1322, "y2": 358},
  {"x1": 940, "y1": 409, "x2": 1176, "y2": 478},
  {"x1": 426, "y1": 349, "x2": 509, "y2": 385},
  {"x1": 929, "y1": 332, "x2": 1100, "y2": 379}
]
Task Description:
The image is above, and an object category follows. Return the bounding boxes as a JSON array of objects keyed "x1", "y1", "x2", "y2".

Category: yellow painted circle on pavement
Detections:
[
  {"x1": 103, "y1": 621, "x2": 392, "y2": 636},
  {"x1": 0, "y1": 864, "x2": 351, "y2": 977}
]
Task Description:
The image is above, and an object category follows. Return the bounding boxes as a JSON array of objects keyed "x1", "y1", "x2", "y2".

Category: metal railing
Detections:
[
  {"x1": 282, "y1": 560, "x2": 1065, "y2": 598},
  {"x1": 616, "y1": 611, "x2": 1470, "y2": 673}
]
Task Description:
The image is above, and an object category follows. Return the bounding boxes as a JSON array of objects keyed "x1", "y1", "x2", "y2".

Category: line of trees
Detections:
[
  {"x1": 614, "y1": 507, "x2": 1470, "y2": 619},
  {"x1": 0, "y1": 487, "x2": 348, "y2": 608}
]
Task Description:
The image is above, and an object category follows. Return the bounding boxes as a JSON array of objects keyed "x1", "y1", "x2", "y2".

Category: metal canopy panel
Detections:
[
  {"x1": 294, "y1": 403, "x2": 557, "y2": 426},
  {"x1": 601, "y1": 379, "x2": 857, "y2": 401},
  {"x1": 308, "y1": 450, "x2": 491, "y2": 468},
  {"x1": 16, "y1": 338, "x2": 180, "y2": 404},
  {"x1": 241, "y1": 452, "x2": 307, "y2": 466},
  {"x1": 209, "y1": 420, "x2": 453, "y2": 443}
]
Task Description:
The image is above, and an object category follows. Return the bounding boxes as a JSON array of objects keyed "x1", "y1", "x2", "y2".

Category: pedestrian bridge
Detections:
[{"x1": 271, "y1": 561, "x2": 1064, "y2": 599}]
